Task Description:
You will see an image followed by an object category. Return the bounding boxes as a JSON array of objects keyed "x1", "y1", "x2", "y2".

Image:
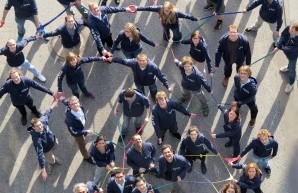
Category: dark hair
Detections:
[
  {"x1": 113, "y1": 169, "x2": 124, "y2": 176},
  {"x1": 134, "y1": 175, "x2": 146, "y2": 186},
  {"x1": 124, "y1": 88, "x2": 135, "y2": 98},
  {"x1": 95, "y1": 136, "x2": 106, "y2": 144},
  {"x1": 162, "y1": 144, "x2": 172, "y2": 153},
  {"x1": 228, "y1": 105, "x2": 241, "y2": 121}
]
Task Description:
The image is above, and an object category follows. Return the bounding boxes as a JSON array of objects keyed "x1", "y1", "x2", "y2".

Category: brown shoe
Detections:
[
  {"x1": 249, "y1": 119, "x2": 256, "y2": 128},
  {"x1": 222, "y1": 77, "x2": 229, "y2": 87}
]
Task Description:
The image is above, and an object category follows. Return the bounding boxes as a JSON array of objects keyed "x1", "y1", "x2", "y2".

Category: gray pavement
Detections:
[{"x1": 0, "y1": 0, "x2": 297, "y2": 193}]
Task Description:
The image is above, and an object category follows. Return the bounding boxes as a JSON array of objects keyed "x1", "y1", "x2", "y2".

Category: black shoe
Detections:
[
  {"x1": 265, "y1": 167, "x2": 271, "y2": 174},
  {"x1": 114, "y1": 0, "x2": 120, "y2": 5},
  {"x1": 225, "y1": 141, "x2": 232, "y2": 147},
  {"x1": 245, "y1": 28, "x2": 252, "y2": 33},
  {"x1": 203, "y1": 4, "x2": 214, "y2": 10},
  {"x1": 21, "y1": 116, "x2": 27, "y2": 125},
  {"x1": 214, "y1": 20, "x2": 222, "y2": 31},
  {"x1": 118, "y1": 135, "x2": 125, "y2": 142},
  {"x1": 34, "y1": 111, "x2": 42, "y2": 118},
  {"x1": 84, "y1": 157, "x2": 95, "y2": 165},
  {"x1": 172, "y1": 132, "x2": 181, "y2": 140},
  {"x1": 272, "y1": 42, "x2": 277, "y2": 48},
  {"x1": 202, "y1": 105, "x2": 209, "y2": 117},
  {"x1": 101, "y1": 1, "x2": 107, "y2": 6},
  {"x1": 201, "y1": 163, "x2": 207, "y2": 174}
]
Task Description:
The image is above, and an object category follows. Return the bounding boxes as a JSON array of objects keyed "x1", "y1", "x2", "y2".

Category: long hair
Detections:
[
  {"x1": 159, "y1": 1, "x2": 177, "y2": 25},
  {"x1": 66, "y1": 52, "x2": 81, "y2": 67},
  {"x1": 124, "y1": 23, "x2": 140, "y2": 43},
  {"x1": 245, "y1": 162, "x2": 261, "y2": 178}
]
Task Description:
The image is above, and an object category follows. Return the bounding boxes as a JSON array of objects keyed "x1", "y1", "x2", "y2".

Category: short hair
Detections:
[
  {"x1": 228, "y1": 24, "x2": 238, "y2": 32},
  {"x1": 73, "y1": 183, "x2": 88, "y2": 193},
  {"x1": 65, "y1": 14, "x2": 75, "y2": 22},
  {"x1": 67, "y1": 96, "x2": 79, "y2": 106},
  {"x1": 124, "y1": 88, "x2": 135, "y2": 98},
  {"x1": 162, "y1": 144, "x2": 172, "y2": 153},
  {"x1": 132, "y1": 134, "x2": 142, "y2": 141},
  {"x1": 181, "y1": 56, "x2": 193, "y2": 66},
  {"x1": 245, "y1": 162, "x2": 261, "y2": 177},
  {"x1": 221, "y1": 183, "x2": 240, "y2": 193},
  {"x1": 31, "y1": 117, "x2": 40, "y2": 127},
  {"x1": 257, "y1": 129, "x2": 271, "y2": 138},
  {"x1": 134, "y1": 175, "x2": 146, "y2": 186},
  {"x1": 228, "y1": 105, "x2": 241, "y2": 121},
  {"x1": 95, "y1": 136, "x2": 106, "y2": 144},
  {"x1": 113, "y1": 169, "x2": 124, "y2": 176},
  {"x1": 187, "y1": 125, "x2": 199, "y2": 135},
  {"x1": 8, "y1": 68, "x2": 23, "y2": 79},
  {"x1": 88, "y1": 1, "x2": 97, "y2": 8},
  {"x1": 66, "y1": 52, "x2": 80, "y2": 67},
  {"x1": 155, "y1": 91, "x2": 168, "y2": 101},
  {"x1": 291, "y1": 21, "x2": 298, "y2": 31},
  {"x1": 137, "y1": 53, "x2": 147, "y2": 60},
  {"x1": 238, "y1": 65, "x2": 252, "y2": 77}
]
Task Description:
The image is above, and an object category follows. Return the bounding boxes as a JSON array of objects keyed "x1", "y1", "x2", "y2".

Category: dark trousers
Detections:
[
  {"x1": 158, "y1": 122, "x2": 178, "y2": 139},
  {"x1": 68, "y1": 77, "x2": 88, "y2": 99},
  {"x1": 13, "y1": 98, "x2": 39, "y2": 116},
  {"x1": 224, "y1": 63, "x2": 243, "y2": 78},
  {"x1": 185, "y1": 152, "x2": 206, "y2": 166},
  {"x1": 132, "y1": 167, "x2": 159, "y2": 177},
  {"x1": 163, "y1": 25, "x2": 182, "y2": 41},
  {"x1": 97, "y1": 33, "x2": 113, "y2": 54},
  {"x1": 230, "y1": 137, "x2": 240, "y2": 157},
  {"x1": 136, "y1": 83, "x2": 158, "y2": 99},
  {"x1": 241, "y1": 186, "x2": 263, "y2": 193},
  {"x1": 236, "y1": 100, "x2": 258, "y2": 119}
]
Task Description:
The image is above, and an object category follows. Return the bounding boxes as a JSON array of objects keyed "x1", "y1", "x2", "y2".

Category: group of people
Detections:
[{"x1": 0, "y1": 0, "x2": 296, "y2": 193}]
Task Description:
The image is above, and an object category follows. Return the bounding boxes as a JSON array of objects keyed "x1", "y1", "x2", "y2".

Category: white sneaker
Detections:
[
  {"x1": 36, "y1": 74, "x2": 46, "y2": 82},
  {"x1": 285, "y1": 84, "x2": 294, "y2": 93},
  {"x1": 280, "y1": 66, "x2": 289, "y2": 72}
]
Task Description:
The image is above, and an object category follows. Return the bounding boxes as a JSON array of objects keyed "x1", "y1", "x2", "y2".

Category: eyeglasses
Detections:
[{"x1": 115, "y1": 175, "x2": 124, "y2": 178}]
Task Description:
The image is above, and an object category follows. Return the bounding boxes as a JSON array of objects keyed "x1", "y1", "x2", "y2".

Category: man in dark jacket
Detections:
[
  {"x1": 274, "y1": 22, "x2": 298, "y2": 93},
  {"x1": 88, "y1": 2, "x2": 130, "y2": 56},
  {"x1": 0, "y1": 0, "x2": 46, "y2": 42},
  {"x1": 126, "y1": 134, "x2": 158, "y2": 176},
  {"x1": 114, "y1": 88, "x2": 150, "y2": 142},
  {"x1": 43, "y1": 14, "x2": 88, "y2": 59},
  {"x1": 0, "y1": 68, "x2": 53, "y2": 125},
  {"x1": 243, "y1": 0, "x2": 283, "y2": 46},
  {"x1": 152, "y1": 91, "x2": 196, "y2": 145},
  {"x1": 111, "y1": 53, "x2": 172, "y2": 99},
  {"x1": 106, "y1": 169, "x2": 135, "y2": 193},
  {"x1": 159, "y1": 144, "x2": 190, "y2": 193},
  {"x1": 215, "y1": 24, "x2": 251, "y2": 87},
  {"x1": 63, "y1": 95, "x2": 95, "y2": 164},
  {"x1": 27, "y1": 99, "x2": 61, "y2": 181}
]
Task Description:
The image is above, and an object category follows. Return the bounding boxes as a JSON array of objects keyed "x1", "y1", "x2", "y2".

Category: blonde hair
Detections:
[
  {"x1": 124, "y1": 23, "x2": 140, "y2": 43},
  {"x1": 8, "y1": 68, "x2": 23, "y2": 79},
  {"x1": 181, "y1": 56, "x2": 193, "y2": 66},
  {"x1": 73, "y1": 183, "x2": 88, "y2": 193},
  {"x1": 67, "y1": 96, "x2": 79, "y2": 106},
  {"x1": 137, "y1": 53, "x2": 148, "y2": 60},
  {"x1": 155, "y1": 91, "x2": 168, "y2": 101},
  {"x1": 160, "y1": 1, "x2": 177, "y2": 25},
  {"x1": 187, "y1": 125, "x2": 199, "y2": 135},
  {"x1": 238, "y1": 65, "x2": 252, "y2": 77},
  {"x1": 66, "y1": 52, "x2": 80, "y2": 67},
  {"x1": 257, "y1": 129, "x2": 271, "y2": 138},
  {"x1": 228, "y1": 24, "x2": 238, "y2": 32}
]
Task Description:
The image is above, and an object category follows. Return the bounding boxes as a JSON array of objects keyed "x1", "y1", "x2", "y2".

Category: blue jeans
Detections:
[
  {"x1": 18, "y1": 59, "x2": 40, "y2": 77},
  {"x1": 252, "y1": 154, "x2": 270, "y2": 168},
  {"x1": 163, "y1": 26, "x2": 182, "y2": 41},
  {"x1": 15, "y1": 15, "x2": 42, "y2": 37},
  {"x1": 67, "y1": 77, "x2": 88, "y2": 98},
  {"x1": 286, "y1": 55, "x2": 297, "y2": 85},
  {"x1": 136, "y1": 83, "x2": 158, "y2": 99},
  {"x1": 122, "y1": 47, "x2": 142, "y2": 59},
  {"x1": 121, "y1": 114, "x2": 143, "y2": 135}
]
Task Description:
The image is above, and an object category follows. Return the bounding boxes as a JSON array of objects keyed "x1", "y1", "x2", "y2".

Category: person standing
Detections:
[
  {"x1": 62, "y1": 95, "x2": 95, "y2": 164},
  {"x1": 126, "y1": 134, "x2": 158, "y2": 176},
  {"x1": 110, "y1": 53, "x2": 172, "y2": 99},
  {"x1": 114, "y1": 88, "x2": 150, "y2": 141},
  {"x1": 179, "y1": 125, "x2": 218, "y2": 174},
  {"x1": 0, "y1": 0, "x2": 47, "y2": 42},
  {"x1": 57, "y1": 0, "x2": 89, "y2": 18},
  {"x1": 159, "y1": 144, "x2": 190, "y2": 193},
  {"x1": 203, "y1": 0, "x2": 225, "y2": 30},
  {"x1": 0, "y1": 36, "x2": 46, "y2": 82},
  {"x1": 215, "y1": 24, "x2": 251, "y2": 87},
  {"x1": 232, "y1": 66, "x2": 258, "y2": 128},
  {"x1": 27, "y1": 99, "x2": 61, "y2": 181},
  {"x1": 243, "y1": 0, "x2": 283, "y2": 47},
  {"x1": 0, "y1": 68, "x2": 53, "y2": 125},
  {"x1": 274, "y1": 21, "x2": 298, "y2": 93},
  {"x1": 238, "y1": 129, "x2": 278, "y2": 174},
  {"x1": 106, "y1": 169, "x2": 135, "y2": 193},
  {"x1": 152, "y1": 91, "x2": 196, "y2": 145}
]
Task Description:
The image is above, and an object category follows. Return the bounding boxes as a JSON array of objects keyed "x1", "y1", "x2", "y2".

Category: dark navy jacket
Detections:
[
  {"x1": 27, "y1": 108, "x2": 55, "y2": 168},
  {"x1": 132, "y1": 183, "x2": 160, "y2": 193},
  {"x1": 175, "y1": 60, "x2": 211, "y2": 92},
  {"x1": 179, "y1": 133, "x2": 218, "y2": 156},
  {"x1": 240, "y1": 137, "x2": 278, "y2": 158},
  {"x1": 152, "y1": 99, "x2": 191, "y2": 138},
  {"x1": 118, "y1": 89, "x2": 150, "y2": 117},
  {"x1": 111, "y1": 29, "x2": 155, "y2": 54},
  {"x1": 209, "y1": 0, "x2": 224, "y2": 13},
  {"x1": 88, "y1": 6, "x2": 126, "y2": 52},
  {"x1": 58, "y1": 56, "x2": 103, "y2": 91},
  {"x1": 234, "y1": 74, "x2": 258, "y2": 105},
  {"x1": 216, "y1": 105, "x2": 241, "y2": 141},
  {"x1": 107, "y1": 175, "x2": 135, "y2": 193},
  {"x1": 136, "y1": 5, "x2": 197, "y2": 29},
  {"x1": 159, "y1": 154, "x2": 190, "y2": 182},
  {"x1": 86, "y1": 181, "x2": 100, "y2": 193},
  {"x1": 64, "y1": 105, "x2": 88, "y2": 137},
  {"x1": 232, "y1": 163, "x2": 263, "y2": 190},
  {"x1": 0, "y1": 36, "x2": 36, "y2": 67},
  {"x1": 277, "y1": 26, "x2": 298, "y2": 59},
  {"x1": 43, "y1": 19, "x2": 88, "y2": 48},
  {"x1": 5, "y1": 0, "x2": 38, "y2": 18},
  {"x1": 0, "y1": 76, "x2": 53, "y2": 106},
  {"x1": 90, "y1": 141, "x2": 115, "y2": 167},
  {"x1": 112, "y1": 58, "x2": 170, "y2": 88},
  {"x1": 57, "y1": 0, "x2": 75, "y2": 5},
  {"x1": 126, "y1": 142, "x2": 156, "y2": 171},
  {"x1": 246, "y1": 0, "x2": 283, "y2": 31},
  {"x1": 215, "y1": 33, "x2": 251, "y2": 66},
  {"x1": 181, "y1": 38, "x2": 213, "y2": 73}
]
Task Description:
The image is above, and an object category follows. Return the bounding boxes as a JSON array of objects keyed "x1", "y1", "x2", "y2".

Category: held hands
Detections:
[
  {"x1": 113, "y1": 109, "x2": 118, "y2": 117},
  {"x1": 242, "y1": 9, "x2": 247, "y2": 13},
  {"x1": 149, "y1": 163, "x2": 155, "y2": 169},
  {"x1": 190, "y1": 113, "x2": 197, "y2": 118},
  {"x1": 86, "y1": 130, "x2": 94, "y2": 135},
  {"x1": 177, "y1": 176, "x2": 182, "y2": 181},
  {"x1": 144, "y1": 117, "x2": 150, "y2": 124},
  {"x1": 211, "y1": 134, "x2": 216, "y2": 139},
  {"x1": 231, "y1": 101, "x2": 238, "y2": 106},
  {"x1": 168, "y1": 87, "x2": 173, "y2": 93},
  {"x1": 228, "y1": 162, "x2": 233, "y2": 167},
  {"x1": 126, "y1": 5, "x2": 137, "y2": 13},
  {"x1": 41, "y1": 169, "x2": 48, "y2": 181},
  {"x1": 139, "y1": 167, "x2": 146, "y2": 173}
]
